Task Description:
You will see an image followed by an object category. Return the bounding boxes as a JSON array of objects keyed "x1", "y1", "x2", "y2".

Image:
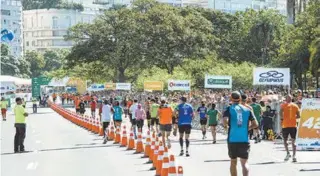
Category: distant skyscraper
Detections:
[{"x1": 1, "y1": 0, "x2": 23, "y2": 57}]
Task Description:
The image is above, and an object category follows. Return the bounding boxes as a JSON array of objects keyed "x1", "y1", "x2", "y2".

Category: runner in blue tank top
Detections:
[
  {"x1": 197, "y1": 102, "x2": 208, "y2": 139},
  {"x1": 175, "y1": 97, "x2": 194, "y2": 157},
  {"x1": 223, "y1": 91, "x2": 258, "y2": 176}
]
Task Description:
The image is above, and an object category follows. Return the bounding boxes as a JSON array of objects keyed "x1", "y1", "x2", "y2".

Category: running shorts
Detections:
[
  {"x1": 1, "y1": 108, "x2": 6, "y2": 115},
  {"x1": 200, "y1": 118, "x2": 207, "y2": 125},
  {"x1": 178, "y1": 125, "x2": 191, "y2": 135},
  {"x1": 228, "y1": 143, "x2": 250, "y2": 159},
  {"x1": 146, "y1": 111, "x2": 151, "y2": 120},
  {"x1": 160, "y1": 124, "x2": 172, "y2": 132},
  {"x1": 151, "y1": 118, "x2": 159, "y2": 126},
  {"x1": 282, "y1": 127, "x2": 297, "y2": 140}
]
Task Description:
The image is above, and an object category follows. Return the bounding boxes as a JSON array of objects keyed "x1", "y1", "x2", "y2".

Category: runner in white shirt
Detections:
[
  {"x1": 101, "y1": 100, "x2": 113, "y2": 144},
  {"x1": 129, "y1": 99, "x2": 139, "y2": 138}
]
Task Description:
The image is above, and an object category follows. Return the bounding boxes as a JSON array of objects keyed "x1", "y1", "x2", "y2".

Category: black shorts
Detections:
[
  {"x1": 228, "y1": 143, "x2": 250, "y2": 159},
  {"x1": 131, "y1": 118, "x2": 137, "y2": 126},
  {"x1": 160, "y1": 124, "x2": 172, "y2": 132},
  {"x1": 178, "y1": 125, "x2": 192, "y2": 135},
  {"x1": 172, "y1": 117, "x2": 177, "y2": 124},
  {"x1": 129, "y1": 113, "x2": 132, "y2": 122},
  {"x1": 102, "y1": 122, "x2": 110, "y2": 130},
  {"x1": 209, "y1": 123, "x2": 217, "y2": 127},
  {"x1": 151, "y1": 118, "x2": 159, "y2": 126},
  {"x1": 282, "y1": 127, "x2": 297, "y2": 140},
  {"x1": 200, "y1": 118, "x2": 207, "y2": 125},
  {"x1": 76, "y1": 109, "x2": 80, "y2": 113},
  {"x1": 137, "y1": 119, "x2": 144, "y2": 129},
  {"x1": 80, "y1": 109, "x2": 85, "y2": 114},
  {"x1": 146, "y1": 111, "x2": 151, "y2": 120}
]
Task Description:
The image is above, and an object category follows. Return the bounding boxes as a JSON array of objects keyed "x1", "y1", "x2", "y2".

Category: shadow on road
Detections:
[
  {"x1": 204, "y1": 159, "x2": 229, "y2": 163},
  {"x1": 251, "y1": 161, "x2": 284, "y2": 165},
  {"x1": 1, "y1": 145, "x2": 113, "y2": 156},
  {"x1": 300, "y1": 169, "x2": 320, "y2": 172},
  {"x1": 296, "y1": 162, "x2": 320, "y2": 164}
]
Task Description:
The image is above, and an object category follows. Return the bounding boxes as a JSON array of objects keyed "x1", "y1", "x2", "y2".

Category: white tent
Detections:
[{"x1": 0, "y1": 75, "x2": 31, "y2": 85}]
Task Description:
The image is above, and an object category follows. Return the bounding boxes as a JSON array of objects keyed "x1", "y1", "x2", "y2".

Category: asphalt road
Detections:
[{"x1": 1, "y1": 104, "x2": 320, "y2": 176}]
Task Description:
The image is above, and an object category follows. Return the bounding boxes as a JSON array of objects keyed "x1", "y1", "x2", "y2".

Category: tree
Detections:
[
  {"x1": 42, "y1": 49, "x2": 69, "y2": 74},
  {"x1": 309, "y1": 37, "x2": 320, "y2": 88},
  {"x1": 22, "y1": 0, "x2": 84, "y2": 11},
  {"x1": 24, "y1": 51, "x2": 45, "y2": 78}
]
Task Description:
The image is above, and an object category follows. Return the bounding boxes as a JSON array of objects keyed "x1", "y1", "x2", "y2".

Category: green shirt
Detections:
[
  {"x1": 0, "y1": 101, "x2": 8, "y2": 109},
  {"x1": 151, "y1": 103, "x2": 159, "y2": 118},
  {"x1": 207, "y1": 109, "x2": 218, "y2": 125},
  {"x1": 14, "y1": 105, "x2": 26, "y2": 124},
  {"x1": 251, "y1": 103, "x2": 262, "y2": 120}
]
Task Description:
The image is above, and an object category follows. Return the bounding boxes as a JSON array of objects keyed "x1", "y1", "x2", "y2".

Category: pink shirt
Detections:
[{"x1": 135, "y1": 108, "x2": 146, "y2": 120}]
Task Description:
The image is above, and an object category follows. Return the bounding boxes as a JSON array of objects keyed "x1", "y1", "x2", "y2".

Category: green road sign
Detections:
[{"x1": 32, "y1": 76, "x2": 51, "y2": 98}]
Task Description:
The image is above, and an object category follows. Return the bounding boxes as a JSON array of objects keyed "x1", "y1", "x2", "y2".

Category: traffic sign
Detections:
[{"x1": 32, "y1": 76, "x2": 51, "y2": 98}]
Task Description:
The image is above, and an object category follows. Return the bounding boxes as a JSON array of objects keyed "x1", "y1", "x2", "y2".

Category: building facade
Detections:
[
  {"x1": 23, "y1": 8, "x2": 100, "y2": 52},
  {"x1": 1, "y1": 0, "x2": 23, "y2": 57}
]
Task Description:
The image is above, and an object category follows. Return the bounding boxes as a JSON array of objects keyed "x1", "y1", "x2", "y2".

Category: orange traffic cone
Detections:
[
  {"x1": 108, "y1": 123, "x2": 115, "y2": 141},
  {"x1": 177, "y1": 166, "x2": 183, "y2": 176},
  {"x1": 161, "y1": 147, "x2": 169, "y2": 176},
  {"x1": 84, "y1": 116, "x2": 88, "y2": 130},
  {"x1": 134, "y1": 128, "x2": 144, "y2": 154},
  {"x1": 150, "y1": 139, "x2": 160, "y2": 170},
  {"x1": 156, "y1": 143, "x2": 164, "y2": 176},
  {"x1": 168, "y1": 155, "x2": 177, "y2": 175},
  {"x1": 88, "y1": 118, "x2": 93, "y2": 132},
  {"x1": 114, "y1": 126, "x2": 121, "y2": 144},
  {"x1": 146, "y1": 132, "x2": 156, "y2": 164},
  {"x1": 141, "y1": 130, "x2": 151, "y2": 158},
  {"x1": 120, "y1": 126, "x2": 128, "y2": 147},
  {"x1": 127, "y1": 127, "x2": 135, "y2": 150},
  {"x1": 98, "y1": 120, "x2": 104, "y2": 136}
]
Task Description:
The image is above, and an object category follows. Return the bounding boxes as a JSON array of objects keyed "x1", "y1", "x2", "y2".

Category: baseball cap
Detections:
[{"x1": 231, "y1": 91, "x2": 241, "y2": 102}]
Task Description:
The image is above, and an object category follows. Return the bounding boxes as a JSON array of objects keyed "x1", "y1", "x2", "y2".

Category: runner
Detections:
[
  {"x1": 135, "y1": 104, "x2": 146, "y2": 133},
  {"x1": 251, "y1": 97, "x2": 263, "y2": 143},
  {"x1": 223, "y1": 91, "x2": 258, "y2": 176},
  {"x1": 52, "y1": 93, "x2": 57, "y2": 103},
  {"x1": 75, "y1": 96, "x2": 80, "y2": 114},
  {"x1": 170, "y1": 98, "x2": 179, "y2": 136},
  {"x1": 90, "y1": 97, "x2": 97, "y2": 118},
  {"x1": 241, "y1": 94, "x2": 254, "y2": 139},
  {"x1": 158, "y1": 100, "x2": 173, "y2": 148},
  {"x1": 101, "y1": 100, "x2": 112, "y2": 144},
  {"x1": 175, "y1": 97, "x2": 194, "y2": 157},
  {"x1": 150, "y1": 99, "x2": 160, "y2": 136},
  {"x1": 79, "y1": 99, "x2": 86, "y2": 116},
  {"x1": 206, "y1": 103, "x2": 221, "y2": 144},
  {"x1": 145, "y1": 97, "x2": 152, "y2": 130},
  {"x1": 197, "y1": 101, "x2": 208, "y2": 140},
  {"x1": 1, "y1": 97, "x2": 8, "y2": 121},
  {"x1": 279, "y1": 95, "x2": 300, "y2": 162},
  {"x1": 129, "y1": 99, "x2": 138, "y2": 138},
  {"x1": 113, "y1": 101, "x2": 123, "y2": 128}
]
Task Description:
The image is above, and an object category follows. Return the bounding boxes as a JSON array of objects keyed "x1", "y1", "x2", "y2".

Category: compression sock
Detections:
[
  {"x1": 186, "y1": 139, "x2": 190, "y2": 151},
  {"x1": 204, "y1": 131, "x2": 206, "y2": 136},
  {"x1": 179, "y1": 137, "x2": 183, "y2": 149}
]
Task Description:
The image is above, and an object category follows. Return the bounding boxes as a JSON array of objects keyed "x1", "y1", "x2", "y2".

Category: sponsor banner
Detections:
[
  {"x1": 87, "y1": 84, "x2": 105, "y2": 91},
  {"x1": 296, "y1": 98, "x2": 320, "y2": 151},
  {"x1": 105, "y1": 83, "x2": 115, "y2": 90},
  {"x1": 253, "y1": 68, "x2": 290, "y2": 85},
  {"x1": 144, "y1": 81, "x2": 163, "y2": 91},
  {"x1": 204, "y1": 75, "x2": 232, "y2": 89},
  {"x1": 116, "y1": 83, "x2": 131, "y2": 90},
  {"x1": 168, "y1": 80, "x2": 190, "y2": 91},
  {"x1": 0, "y1": 82, "x2": 16, "y2": 93}
]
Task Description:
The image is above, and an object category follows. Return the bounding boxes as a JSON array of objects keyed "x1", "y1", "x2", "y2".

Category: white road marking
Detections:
[{"x1": 26, "y1": 162, "x2": 38, "y2": 170}]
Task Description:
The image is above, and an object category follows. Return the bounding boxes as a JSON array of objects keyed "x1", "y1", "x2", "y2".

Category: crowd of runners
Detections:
[{"x1": 48, "y1": 88, "x2": 309, "y2": 176}]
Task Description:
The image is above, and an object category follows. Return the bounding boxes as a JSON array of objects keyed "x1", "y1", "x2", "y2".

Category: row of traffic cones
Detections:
[
  {"x1": 49, "y1": 102, "x2": 184, "y2": 175},
  {"x1": 49, "y1": 102, "x2": 104, "y2": 136}
]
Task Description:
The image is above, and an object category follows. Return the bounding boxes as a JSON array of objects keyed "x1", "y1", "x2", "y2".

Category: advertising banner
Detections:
[
  {"x1": 144, "y1": 81, "x2": 163, "y2": 91},
  {"x1": 296, "y1": 98, "x2": 320, "y2": 151},
  {"x1": 168, "y1": 80, "x2": 190, "y2": 91},
  {"x1": 204, "y1": 75, "x2": 232, "y2": 89},
  {"x1": 87, "y1": 84, "x2": 105, "y2": 91},
  {"x1": 105, "y1": 83, "x2": 116, "y2": 90},
  {"x1": 0, "y1": 82, "x2": 16, "y2": 93},
  {"x1": 253, "y1": 68, "x2": 290, "y2": 85},
  {"x1": 116, "y1": 83, "x2": 131, "y2": 90}
]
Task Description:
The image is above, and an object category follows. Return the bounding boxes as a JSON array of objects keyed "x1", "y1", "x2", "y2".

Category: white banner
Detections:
[
  {"x1": 116, "y1": 83, "x2": 131, "y2": 90},
  {"x1": 204, "y1": 75, "x2": 232, "y2": 89},
  {"x1": 253, "y1": 68, "x2": 290, "y2": 85},
  {"x1": 168, "y1": 80, "x2": 190, "y2": 91},
  {"x1": 0, "y1": 82, "x2": 16, "y2": 93}
]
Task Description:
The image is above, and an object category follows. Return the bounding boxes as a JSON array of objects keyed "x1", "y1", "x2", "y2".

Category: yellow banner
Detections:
[
  {"x1": 144, "y1": 81, "x2": 163, "y2": 91},
  {"x1": 105, "y1": 83, "x2": 116, "y2": 90}
]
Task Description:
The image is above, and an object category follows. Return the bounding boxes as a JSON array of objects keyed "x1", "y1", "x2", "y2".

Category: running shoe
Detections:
[
  {"x1": 292, "y1": 157, "x2": 297, "y2": 163},
  {"x1": 186, "y1": 151, "x2": 190, "y2": 157},
  {"x1": 284, "y1": 153, "x2": 291, "y2": 161},
  {"x1": 179, "y1": 150, "x2": 184, "y2": 156},
  {"x1": 213, "y1": 140, "x2": 216, "y2": 144}
]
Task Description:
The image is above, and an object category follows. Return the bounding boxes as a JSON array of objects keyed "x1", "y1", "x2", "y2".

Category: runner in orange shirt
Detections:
[
  {"x1": 158, "y1": 100, "x2": 173, "y2": 148},
  {"x1": 280, "y1": 95, "x2": 300, "y2": 162}
]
